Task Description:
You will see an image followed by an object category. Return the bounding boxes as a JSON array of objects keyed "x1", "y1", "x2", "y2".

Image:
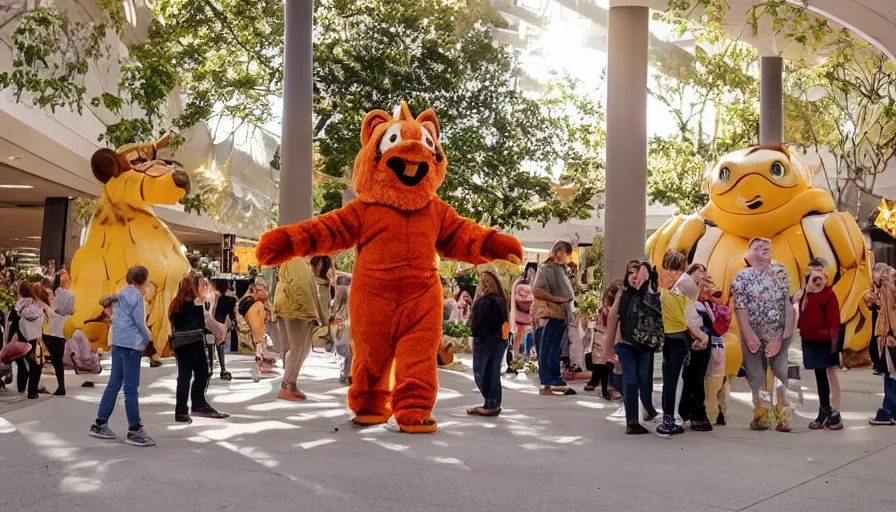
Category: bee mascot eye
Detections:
[
  {"x1": 770, "y1": 162, "x2": 786, "y2": 179},
  {"x1": 719, "y1": 167, "x2": 731, "y2": 182}
]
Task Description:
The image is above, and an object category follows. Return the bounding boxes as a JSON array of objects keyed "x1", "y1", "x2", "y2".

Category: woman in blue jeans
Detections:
[
  {"x1": 533, "y1": 241, "x2": 576, "y2": 395},
  {"x1": 466, "y1": 271, "x2": 509, "y2": 417},
  {"x1": 606, "y1": 260, "x2": 659, "y2": 435},
  {"x1": 870, "y1": 266, "x2": 896, "y2": 426}
]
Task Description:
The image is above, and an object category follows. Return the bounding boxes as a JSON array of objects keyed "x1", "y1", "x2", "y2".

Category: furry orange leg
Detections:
[
  {"x1": 347, "y1": 290, "x2": 397, "y2": 420},
  {"x1": 391, "y1": 285, "x2": 443, "y2": 434}
]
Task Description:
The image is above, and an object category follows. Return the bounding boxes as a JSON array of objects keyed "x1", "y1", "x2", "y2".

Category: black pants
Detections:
[
  {"x1": 43, "y1": 335, "x2": 66, "y2": 392},
  {"x1": 661, "y1": 334, "x2": 689, "y2": 424},
  {"x1": 585, "y1": 356, "x2": 610, "y2": 396},
  {"x1": 815, "y1": 368, "x2": 831, "y2": 410},
  {"x1": 207, "y1": 343, "x2": 227, "y2": 373},
  {"x1": 15, "y1": 339, "x2": 42, "y2": 396},
  {"x1": 679, "y1": 347, "x2": 710, "y2": 422},
  {"x1": 174, "y1": 342, "x2": 211, "y2": 416}
]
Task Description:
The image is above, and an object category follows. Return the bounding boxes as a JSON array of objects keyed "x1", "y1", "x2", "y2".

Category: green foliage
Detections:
[
  {"x1": 313, "y1": 0, "x2": 604, "y2": 230},
  {"x1": 180, "y1": 194, "x2": 212, "y2": 216},
  {"x1": 73, "y1": 197, "x2": 99, "y2": 227},
  {"x1": 444, "y1": 321, "x2": 472, "y2": 339},
  {"x1": 577, "y1": 291, "x2": 601, "y2": 316},
  {"x1": 583, "y1": 234, "x2": 605, "y2": 291},
  {"x1": 334, "y1": 250, "x2": 355, "y2": 273},
  {"x1": 646, "y1": 27, "x2": 760, "y2": 214},
  {"x1": 0, "y1": 285, "x2": 16, "y2": 314},
  {"x1": 787, "y1": 35, "x2": 896, "y2": 214}
]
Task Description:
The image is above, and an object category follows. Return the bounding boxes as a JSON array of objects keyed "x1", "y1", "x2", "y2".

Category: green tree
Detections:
[
  {"x1": 645, "y1": 21, "x2": 759, "y2": 214},
  {"x1": 313, "y1": 0, "x2": 604, "y2": 230}
]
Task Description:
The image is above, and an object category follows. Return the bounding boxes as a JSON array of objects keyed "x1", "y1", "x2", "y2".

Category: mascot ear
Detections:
[
  {"x1": 416, "y1": 109, "x2": 440, "y2": 140},
  {"x1": 90, "y1": 148, "x2": 127, "y2": 184},
  {"x1": 360, "y1": 109, "x2": 393, "y2": 146}
]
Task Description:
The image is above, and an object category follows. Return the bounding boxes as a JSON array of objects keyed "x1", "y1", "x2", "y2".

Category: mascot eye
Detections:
[
  {"x1": 719, "y1": 167, "x2": 731, "y2": 182},
  {"x1": 770, "y1": 161, "x2": 786, "y2": 179},
  {"x1": 421, "y1": 130, "x2": 436, "y2": 151},
  {"x1": 379, "y1": 124, "x2": 403, "y2": 154}
]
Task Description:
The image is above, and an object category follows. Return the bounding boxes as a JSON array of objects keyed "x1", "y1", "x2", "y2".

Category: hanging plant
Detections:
[{"x1": 74, "y1": 198, "x2": 99, "y2": 227}]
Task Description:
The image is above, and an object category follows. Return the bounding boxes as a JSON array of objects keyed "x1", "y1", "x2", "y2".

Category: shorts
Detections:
[{"x1": 741, "y1": 337, "x2": 791, "y2": 390}]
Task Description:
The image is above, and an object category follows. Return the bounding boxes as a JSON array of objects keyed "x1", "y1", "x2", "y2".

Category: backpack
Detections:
[
  {"x1": 621, "y1": 287, "x2": 664, "y2": 352},
  {"x1": 711, "y1": 303, "x2": 732, "y2": 335}
]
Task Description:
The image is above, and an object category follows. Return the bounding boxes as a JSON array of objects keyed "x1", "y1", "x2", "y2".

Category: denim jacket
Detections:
[{"x1": 111, "y1": 285, "x2": 152, "y2": 351}]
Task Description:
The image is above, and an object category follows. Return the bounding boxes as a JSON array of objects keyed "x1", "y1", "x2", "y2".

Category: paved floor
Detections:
[{"x1": 1, "y1": 351, "x2": 894, "y2": 512}]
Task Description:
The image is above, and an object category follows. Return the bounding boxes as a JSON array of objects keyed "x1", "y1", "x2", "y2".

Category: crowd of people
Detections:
[
  {"x1": 2, "y1": 237, "x2": 896, "y2": 447},
  {"x1": 464, "y1": 237, "x2": 896, "y2": 437}
]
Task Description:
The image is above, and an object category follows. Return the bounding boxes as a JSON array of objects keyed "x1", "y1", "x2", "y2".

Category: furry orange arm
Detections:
[
  {"x1": 436, "y1": 200, "x2": 522, "y2": 265},
  {"x1": 256, "y1": 201, "x2": 363, "y2": 266}
]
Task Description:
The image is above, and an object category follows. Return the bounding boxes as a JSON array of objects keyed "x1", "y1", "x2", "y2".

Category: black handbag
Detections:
[{"x1": 169, "y1": 329, "x2": 205, "y2": 350}]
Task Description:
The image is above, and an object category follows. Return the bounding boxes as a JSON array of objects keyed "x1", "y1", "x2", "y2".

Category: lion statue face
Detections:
[{"x1": 352, "y1": 102, "x2": 447, "y2": 211}]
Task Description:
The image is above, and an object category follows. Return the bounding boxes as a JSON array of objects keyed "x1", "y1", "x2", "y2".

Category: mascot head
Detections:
[
  {"x1": 705, "y1": 145, "x2": 815, "y2": 215},
  {"x1": 91, "y1": 133, "x2": 191, "y2": 211},
  {"x1": 352, "y1": 101, "x2": 446, "y2": 211}
]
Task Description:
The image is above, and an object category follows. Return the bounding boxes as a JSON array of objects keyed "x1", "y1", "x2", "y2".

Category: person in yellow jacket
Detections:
[{"x1": 273, "y1": 257, "x2": 326, "y2": 401}]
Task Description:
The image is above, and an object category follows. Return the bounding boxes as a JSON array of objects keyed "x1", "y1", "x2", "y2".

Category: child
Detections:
[
  {"x1": 678, "y1": 275, "x2": 715, "y2": 431},
  {"x1": 795, "y1": 259, "x2": 843, "y2": 430},
  {"x1": 584, "y1": 280, "x2": 623, "y2": 400},
  {"x1": 699, "y1": 279, "x2": 731, "y2": 426},
  {"x1": 88, "y1": 265, "x2": 155, "y2": 447},
  {"x1": 658, "y1": 268, "x2": 705, "y2": 436}
]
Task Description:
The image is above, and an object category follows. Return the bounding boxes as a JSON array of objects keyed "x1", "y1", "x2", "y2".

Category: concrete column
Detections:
[
  {"x1": 40, "y1": 197, "x2": 80, "y2": 270},
  {"x1": 604, "y1": 6, "x2": 649, "y2": 285},
  {"x1": 279, "y1": 0, "x2": 314, "y2": 225},
  {"x1": 759, "y1": 56, "x2": 784, "y2": 146}
]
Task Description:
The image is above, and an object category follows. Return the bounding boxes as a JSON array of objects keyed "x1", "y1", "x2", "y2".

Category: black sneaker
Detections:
[
  {"x1": 626, "y1": 423, "x2": 649, "y2": 435},
  {"x1": 671, "y1": 423, "x2": 685, "y2": 435},
  {"x1": 220, "y1": 371, "x2": 232, "y2": 381},
  {"x1": 149, "y1": 360, "x2": 162, "y2": 368},
  {"x1": 715, "y1": 411, "x2": 726, "y2": 426},
  {"x1": 690, "y1": 420, "x2": 713, "y2": 432},
  {"x1": 809, "y1": 408, "x2": 829, "y2": 430},
  {"x1": 644, "y1": 411, "x2": 659, "y2": 422},
  {"x1": 826, "y1": 410, "x2": 843, "y2": 431},
  {"x1": 175, "y1": 414, "x2": 193, "y2": 424},
  {"x1": 657, "y1": 422, "x2": 679, "y2": 436}
]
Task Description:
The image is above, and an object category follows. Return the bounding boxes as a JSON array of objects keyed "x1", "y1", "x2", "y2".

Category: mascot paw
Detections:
[
  {"x1": 395, "y1": 410, "x2": 438, "y2": 434},
  {"x1": 256, "y1": 227, "x2": 295, "y2": 266},
  {"x1": 352, "y1": 414, "x2": 391, "y2": 426},
  {"x1": 483, "y1": 233, "x2": 523, "y2": 263}
]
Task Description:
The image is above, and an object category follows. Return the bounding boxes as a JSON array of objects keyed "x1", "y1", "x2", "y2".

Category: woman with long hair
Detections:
[
  {"x1": 605, "y1": 260, "x2": 660, "y2": 434},
  {"x1": 169, "y1": 275, "x2": 228, "y2": 423},
  {"x1": 9, "y1": 282, "x2": 49, "y2": 399},
  {"x1": 871, "y1": 265, "x2": 896, "y2": 426},
  {"x1": 466, "y1": 271, "x2": 509, "y2": 417}
]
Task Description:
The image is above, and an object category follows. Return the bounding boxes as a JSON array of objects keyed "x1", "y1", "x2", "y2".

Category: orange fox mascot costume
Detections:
[{"x1": 256, "y1": 102, "x2": 523, "y2": 433}]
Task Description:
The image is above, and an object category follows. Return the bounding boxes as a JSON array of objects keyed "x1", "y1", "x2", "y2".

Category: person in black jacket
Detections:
[
  {"x1": 169, "y1": 275, "x2": 228, "y2": 423},
  {"x1": 466, "y1": 271, "x2": 509, "y2": 417},
  {"x1": 208, "y1": 279, "x2": 237, "y2": 380}
]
